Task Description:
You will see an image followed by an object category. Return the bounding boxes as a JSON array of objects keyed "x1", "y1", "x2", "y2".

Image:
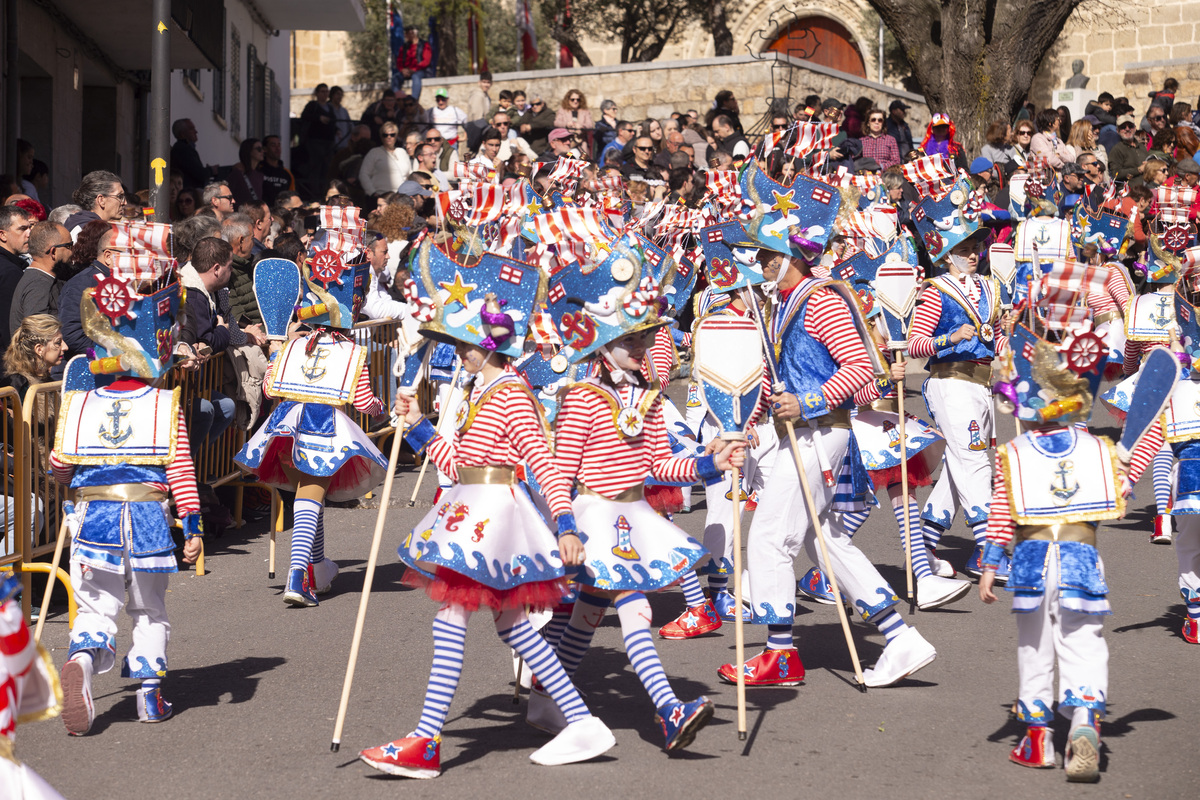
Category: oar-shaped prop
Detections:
[
  {"x1": 692, "y1": 314, "x2": 764, "y2": 740},
  {"x1": 253, "y1": 258, "x2": 302, "y2": 340},
  {"x1": 870, "y1": 246, "x2": 923, "y2": 612},
  {"x1": 1117, "y1": 345, "x2": 1180, "y2": 463}
]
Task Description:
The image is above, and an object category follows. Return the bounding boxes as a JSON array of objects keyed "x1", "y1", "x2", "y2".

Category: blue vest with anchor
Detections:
[
  {"x1": 773, "y1": 283, "x2": 849, "y2": 421},
  {"x1": 927, "y1": 279, "x2": 996, "y2": 366}
]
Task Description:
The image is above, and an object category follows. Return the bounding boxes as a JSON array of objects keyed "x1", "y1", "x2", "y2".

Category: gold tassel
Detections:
[{"x1": 80, "y1": 289, "x2": 154, "y2": 378}]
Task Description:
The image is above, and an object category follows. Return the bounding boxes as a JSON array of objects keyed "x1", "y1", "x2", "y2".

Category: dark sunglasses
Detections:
[
  {"x1": 382, "y1": 133, "x2": 397, "y2": 138},
  {"x1": 634, "y1": 145, "x2": 652, "y2": 152},
  {"x1": 48, "y1": 242, "x2": 74, "y2": 254},
  {"x1": 426, "y1": 136, "x2": 443, "y2": 142},
  {"x1": 772, "y1": 124, "x2": 789, "y2": 130}
]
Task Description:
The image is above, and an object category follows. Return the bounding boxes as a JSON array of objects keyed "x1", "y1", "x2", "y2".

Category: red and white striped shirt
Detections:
[
  {"x1": 908, "y1": 281, "x2": 1006, "y2": 359},
  {"x1": 262, "y1": 351, "x2": 384, "y2": 415},
  {"x1": 554, "y1": 381, "x2": 698, "y2": 497},
  {"x1": 642, "y1": 326, "x2": 675, "y2": 390},
  {"x1": 1105, "y1": 264, "x2": 1132, "y2": 311},
  {"x1": 424, "y1": 369, "x2": 573, "y2": 517},
  {"x1": 49, "y1": 382, "x2": 200, "y2": 517}
]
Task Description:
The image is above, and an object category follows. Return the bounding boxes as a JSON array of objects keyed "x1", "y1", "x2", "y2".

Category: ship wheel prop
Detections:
[
  {"x1": 1063, "y1": 329, "x2": 1105, "y2": 375},
  {"x1": 308, "y1": 247, "x2": 347, "y2": 288},
  {"x1": 92, "y1": 273, "x2": 138, "y2": 325}
]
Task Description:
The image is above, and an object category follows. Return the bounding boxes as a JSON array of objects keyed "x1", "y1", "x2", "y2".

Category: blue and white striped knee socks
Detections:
[
  {"x1": 841, "y1": 510, "x2": 870, "y2": 539},
  {"x1": 496, "y1": 610, "x2": 589, "y2": 724},
  {"x1": 891, "y1": 497, "x2": 932, "y2": 580},
  {"x1": 872, "y1": 609, "x2": 908, "y2": 643},
  {"x1": 616, "y1": 593, "x2": 679, "y2": 710},
  {"x1": 311, "y1": 506, "x2": 326, "y2": 563},
  {"x1": 555, "y1": 593, "x2": 610, "y2": 676},
  {"x1": 412, "y1": 606, "x2": 468, "y2": 738},
  {"x1": 1153, "y1": 446, "x2": 1173, "y2": 515},
  {"x1": 289, "y1": 498, "x2": 322, "y2": 571},
  {"x1": 679, "y1": 570, "x2": 707, "y2": 608}
]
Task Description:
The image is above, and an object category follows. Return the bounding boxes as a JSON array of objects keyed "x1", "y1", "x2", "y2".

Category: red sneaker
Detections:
[
  {"x1": 1151, "y1": 514, "x2": 1174, "y2": 544},
  {"x1": 717, "y1": 648, "x2": 804, "y2": 687},
  {"x1": 1183, "y1": 618, "x2": 1199, "y2": 644},
  {"x1": 1010, "y1": 726, "x2": 1055, "y2": 769},
  {"x1": 658, "y1": 600, "x2": 722, "y2": 639},
  {"x1": 360, "y1": 736, "x2": 441, "y2": 779}
]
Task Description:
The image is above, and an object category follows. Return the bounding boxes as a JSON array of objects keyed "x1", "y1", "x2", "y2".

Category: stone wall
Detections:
[
  {"x1": 291, "y1": 53, "x2": 928, "y2": 137},
  {"x1": 292, "y1": 30, "x2": 354, "y2": 95},
  {"x1": 1030, "y1": 0, "x2": 1200, "y2": 117}
]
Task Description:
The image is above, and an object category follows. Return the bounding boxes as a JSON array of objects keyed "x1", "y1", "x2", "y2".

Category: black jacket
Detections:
[
  {"x1": 172, "y1": 139, "x2": 210, "y2": 190},
  {"x1": 58, "y1": 260, "x2": 108, "y2": 364}
]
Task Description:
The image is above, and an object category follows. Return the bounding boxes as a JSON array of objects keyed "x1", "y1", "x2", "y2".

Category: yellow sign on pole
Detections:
[{"x1": 151, "y1": 157, "x2": 167, "y2": 186}]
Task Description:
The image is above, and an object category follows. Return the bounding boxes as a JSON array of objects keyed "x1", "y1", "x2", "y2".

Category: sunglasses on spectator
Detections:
[
  {"x1": 102, "y1": 192, "x2": 127, "y2": 202},
  {"x1": 382, "y1": 133, "x2": 397, "y2": 138},
  {"x1": 495, "y1": 121, "x2": 510, "y2": 127},
  {"x1": 1017, "y1": 129, "x2": 1033, "y2": 136},
  {"x1": 634, "y1": 145, "x2": 652, "y2": 152},
  {"x1": 47, "y1": 241, "x2": 74, "y2": 254},
  {"x1": 426, "y1": 135, "x2": 443, "y2": 142},
  {"x1": 217, "y1": 193, "x2": 234, "y2": 201},
  {"x1": 532, "y1": 101, "x2": 545, "y2": 107},
  {"x1": 772, "y1": 123, "x2": 789, "y2": 130},
  {"x1": 569, "y1": 96, "x2": 580, "y2": 102},
  {"x1": 1150, "y1": 114, "x2": 1165, "y2": 121}
]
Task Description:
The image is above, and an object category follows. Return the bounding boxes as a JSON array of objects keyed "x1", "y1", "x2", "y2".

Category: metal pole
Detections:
[
  {"x1": 149, "y1": 0, "x2": 171, "y2": 222},
  {"x1": 878, "y1": 19, "x2": 884, "y2": 84},
  {"x1": 5, "y1": 0, "x2": 19, "y2": 176}
]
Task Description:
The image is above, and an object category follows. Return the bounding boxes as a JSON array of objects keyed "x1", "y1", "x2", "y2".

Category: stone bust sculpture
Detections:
[{"x1": 1065, "y1": 59, "x2": 1089, "y2": 89}]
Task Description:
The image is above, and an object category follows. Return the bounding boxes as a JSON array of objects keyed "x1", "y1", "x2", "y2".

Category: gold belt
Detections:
[
  {"x1": 1092, "y1": 310, "x2": 1119, "y2": 326},
  {"x1": 0, "y1": 736, "x2": 16, "y2": 765},
  {"x1": 457, "y1": 466, "x2": 517, "y2": 485},
  {"x1": 1016, "y1": 522, "x2": 1097, "y2": 547},
  {"x1": 929, "y1": 361, "x2": 992, "y2": 386},
  {"x1": 774, "y1": 407, "x2": 851, "y2": 438},
  {"x1": 866, "y1": 397, "x2": 898, "y2": 414},
  {"x1": 75, "y1": 484, "x2": 168, "y2": 504},
  {"x1": 578, "y1": 482, "x2": 645, "y2": 502}
]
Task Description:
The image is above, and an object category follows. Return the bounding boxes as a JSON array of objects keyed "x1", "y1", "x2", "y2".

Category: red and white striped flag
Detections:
[
  {"x1": 901, "y1": 154, "x2": 955, "y2": 198},
  {"x1": 530, "y1": 206, "x2": 614, "y2": 248},
  {"x1": 451, "y1": 160, "x2": 494, "y2": 183},
  {"x1": 546, "y1": 156, "x2": 588, "y2": 187},
  {"x1": 838, "y1": 206, "x2": 899, "y2": 241},
  {"x1": 110, "y1": 222, "x2": 172, "y2": 259},
  {"x1": 462, "y1": 183, "x2": 506, "y2": 225},
  {"x1": 1037, "y1": 259, "x2": 1106, "y2": 331},
  {"x1": 318, "y1": 205, "x2": 362, "y2": 230},
  {"x1": 786, "y1": 122, "x2": 839, "y2": 160}
]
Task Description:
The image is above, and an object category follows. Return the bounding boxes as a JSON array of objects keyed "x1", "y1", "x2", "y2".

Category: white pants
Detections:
[
  {"x1": 744, "y1": 426, "x2": 897, "y2": 625},
  {"x1": 1015, "y1": 548, "x2": 1109, "y2": 720},
  {"x1": 922, "y1": 377, "x2": 994, "y2": 528},
  {"x1": 69, "y1": 552, "x2": 170, "y2": 677},
  {"x1": 1175, "y1": 515, "x2": 1200, "y2": 600},
  {"x1": 699, "y1": 422, "x2": 778, "y2": 574}
]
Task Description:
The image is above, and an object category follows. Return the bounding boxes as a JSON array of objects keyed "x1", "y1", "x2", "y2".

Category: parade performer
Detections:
[
  {"x1": 49, "y1": 222, "x2": 202, "y2": 734},
  {"x1": 726, "y1": 166, "x2": 938, "y2": 687},
  {"x1": 981, "y1": 267, "x2": 1152, "y2": 782},
  {"x1": 1115, "y1": 258, "x2": 1200, "y2": 646},
  {"x1": 811, "y1": 235, "x2": 969, "y2": 610},
  {"x1": 908, "y1": 215, "x2": 1006, "y2": 579},
  {"x1": 2, "y1": 573, "x2": 66, "y2": 798},
  {"x1": 359, "y1": 239, "x2": 615, "y2": 778},
  {"x1": 236, "y1": 207, "x2": 388, "y2": 607},
  {"x1": 524, "y1": 234, "x2": 739, "y2": 750}
]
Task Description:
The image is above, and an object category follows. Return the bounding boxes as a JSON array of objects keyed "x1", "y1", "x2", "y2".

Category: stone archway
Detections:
[{"x1": 765, "y1": 16, "x2": 866, "y2": 77}]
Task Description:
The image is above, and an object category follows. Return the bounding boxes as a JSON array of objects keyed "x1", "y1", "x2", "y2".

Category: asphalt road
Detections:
[{"x1": 16, "y1": 380, "x2": 1200, "y2": 800}]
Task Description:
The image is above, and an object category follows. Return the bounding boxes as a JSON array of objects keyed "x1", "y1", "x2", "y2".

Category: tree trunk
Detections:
[
  {"x1": 868, "y1": 0, "x2": 1084, "y2": 154},
  {"x1": 551, "y1": 19, "x2": 593, "y2": 67},
  {"x1": 435, "y1": 4, "x2": 459, "y2": 77},
  {"x1": 709, "y1": 3, "x2": 733, "y2": 57}
]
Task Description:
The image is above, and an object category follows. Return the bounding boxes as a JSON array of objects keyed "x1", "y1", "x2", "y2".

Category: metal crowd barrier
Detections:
[{"x1": 1, "y1": 383, "x2": 77, "y2": 626}]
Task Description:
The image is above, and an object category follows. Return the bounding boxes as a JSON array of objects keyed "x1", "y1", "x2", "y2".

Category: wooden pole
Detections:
[
  {"x1": 407, "y1": 451, "x2": 432, "y2": 507},
  {"x1": 269, "y1": 489, "x2": 279, "y2": 579},
  {"x1": 731, "y1": 463, "x2": 747, "y2": 739},
  {"x1": 331, "y1": 405, "x2": 410, "y2": 752},
  {"x1": 783, "y1": 420, "x2": 866, "y2": 690},
  {"x1": 895, "y1": 350, "x2": 915, "y2": 613},
  {"x1": 409, "y1": 365, "x2": 463, "y2": 507},
  {"x1": 513, "y1": 658, "x2": 524, "y2": 704},
  {"x1": 33, "y1": 515, "x2": 69, "y2": 644}
]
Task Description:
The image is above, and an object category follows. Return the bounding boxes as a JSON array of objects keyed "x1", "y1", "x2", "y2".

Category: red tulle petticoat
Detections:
[
  {"x1": 869, "y1": 452, "x2": 935, "y2": 491},
  {"x1": 645, "y1": 484, "x2": 683, "y2": 515},
  {"x1": 402, "y1": 566, "x2": 570, "y2": 612}
]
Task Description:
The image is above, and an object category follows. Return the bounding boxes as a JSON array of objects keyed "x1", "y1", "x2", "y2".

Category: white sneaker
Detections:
[
  {"x1": 312, "y1": 558, "x2": 339, "y2": 594},
  {"x1": 1065, "y1": 724, "x2": 1101, "y2": 782},
  {"x1": 926, "y1": 549, "x2": 955, "y2": 578},
  {"x1": 863, "y1": 627, "x2": 937, "y2": 687},
  {"x1": 916, "y1": 575, "x2": 971, "y2": 610},
  {"x1": 529, "y1": 715, "x2": 616, "y2": 765},
  {"x1": 525, "y1": 684, "x2": 568, "y2": 734},
  {"x1": 61, "y1": 656, "x2": 95, "y2": 736}
]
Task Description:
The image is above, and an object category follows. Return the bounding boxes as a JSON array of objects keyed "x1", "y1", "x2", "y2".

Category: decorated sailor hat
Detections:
[
  {"x1": 82, "y1": 221, "x2": 182, "y2": 381},
  {"x1": 1073, "y1": 205, "x2": 1130, "y2": 259},
  {"x1": 297, "y1": 206, "x2": 371, "y2": 329},
  {"x1": 993, "y1": 261, "x2": 1110, "y2": 424},
  {"x1": 909, "y1": 174, "x2": 988, "y2": 263},
  {"x1": 404, "y1": 237, "x2": 542, "y2": 359},
  {"x1": 1173, "y1": 249, "x2": 1200, "y2": 365},
  {"x1": 545, "y1": 231, "x2": 672, "y2": 364},
  {"x1": 832, "y1": 234, "x2": 923, "y2": 347},
  {"x1": 698, "y1": 220, "x2": 765, "y2": 294},
  {"x1": 740, "y1": 162, "x2": 841, "y2": 262},
  {"x1": 628, "y1": 231, "x2": 694, "y2": 318},
  {"x1": 1138, "y1": 187, "x2": 1198, "y2": 284}
]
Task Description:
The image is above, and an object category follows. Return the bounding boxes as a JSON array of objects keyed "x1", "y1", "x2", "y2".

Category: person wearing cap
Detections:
[
  {"x1": 1172, "y1": 157, "x2": 1200, "y2": 215},
  {"x1": 539, "y1": 127, "x2": 578, "y2": 164},
  {"x1": 594, "y1": 98, "x2": 621, "y2": 150},
  {"x1": 860, "y1": 107, "x2": 900, "y2": 170},
  {"x1": 517, "y1": 94, "x2": 557, "y2": 154},
  {"x1": 1109, "y1": 115, "x2": 1148, "y2": 181},
  {"x1": 424, "y1": 89, "x2": 468, "y2": 149},
  {"x1": 887, "y1": 99, "x2": 915, "y2": 157},
  {"x1": 1058, "y1": 162, "x2": 1088, "y2": 215}
]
